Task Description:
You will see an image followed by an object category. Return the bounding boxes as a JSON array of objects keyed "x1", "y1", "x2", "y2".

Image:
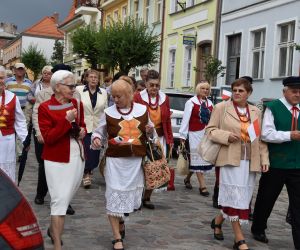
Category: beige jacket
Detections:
[
  {"x1": 206, "y1": 101, "x2": 269, "y2": 172},
  {"x1": 32, "y1": 87, "x2": 81, "y2": 135}
]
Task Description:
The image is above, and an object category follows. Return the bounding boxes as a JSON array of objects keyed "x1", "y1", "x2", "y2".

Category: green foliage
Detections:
[
  {"x1": 51, "y1": 40, "x2": 64, "y2": 65},
  {"x1": 295, "y1": 43, "x2": 300, "y2": 51},
  {"x1": 96, "y1": 18, "x2": 160, "y2": 74},
  {"x1": 194, "y1": 55, "x2": 226, "y2": 85},
  {"x1": 71, "y1": 25, "x2": 100, "y2": 69},
  {"x1": 21, "y1": 44, "x2": 47, "y2": 80}
]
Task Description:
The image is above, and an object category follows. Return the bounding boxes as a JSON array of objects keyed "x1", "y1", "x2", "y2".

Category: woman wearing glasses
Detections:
[
  {"x1": 38, "y1": 70, "x2": 86, "y2": 250},
  {"x1": 134, "y1": 69, "x2": 174, "y2": 208},
  {"x1": 206, "y1": 78, "x2": 269, "y2": 250}
]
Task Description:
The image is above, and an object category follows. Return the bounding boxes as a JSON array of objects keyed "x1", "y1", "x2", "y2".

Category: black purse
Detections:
[{"x1": 146, "y1": 140, "x2": 163, "y2": 161}]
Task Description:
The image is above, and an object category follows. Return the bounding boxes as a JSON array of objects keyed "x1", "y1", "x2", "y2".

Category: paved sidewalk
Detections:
[{"x1": 18, "y1": 150, "x2": 293, "y2": 250}]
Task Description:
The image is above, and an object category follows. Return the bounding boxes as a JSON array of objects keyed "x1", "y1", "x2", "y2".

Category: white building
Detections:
[{"x1": 218, "y1": 0, "x2": 300, "y2": 102}]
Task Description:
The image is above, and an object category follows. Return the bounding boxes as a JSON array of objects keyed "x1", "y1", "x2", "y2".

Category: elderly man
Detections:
[
  {"x1": 251, "y1": 76, "x2": 300, "y2": 250},
  {"x1": 0, "y1": 66, "x2": 28, "y2": 181}
]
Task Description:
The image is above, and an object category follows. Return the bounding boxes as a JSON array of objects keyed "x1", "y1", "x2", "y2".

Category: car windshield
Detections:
[{"x1": 167, "y1": 94, "x2": 192, "y2": 111}]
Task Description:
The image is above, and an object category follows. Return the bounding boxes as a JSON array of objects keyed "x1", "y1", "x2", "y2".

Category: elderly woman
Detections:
[
  {"x1": 0, "y1": 66, "x2": 28, "y2": 181},
  {"x1": 38, "y1": 70, "x2": 86, "y2": 250},
  {"x1": 206, "y1": 78, "x2": 269, "y2": 250},
  {"x1": 92, "y1": 79, "x2": 154, "y2": 250},
  {"x1": 179, "y1": 81, "x2": 213, "y2": 196},
  {"x1": 134, "y1": 69, "x2": 173, "y2": 208},
  {"x1": 77, "y1": 69, "x2": 107, "y2": 188}
]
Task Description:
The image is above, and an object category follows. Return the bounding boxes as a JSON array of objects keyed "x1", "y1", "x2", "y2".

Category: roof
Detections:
[
  {"x1": 60, "y1": 0, "x2": 76, "y2": 27},
  {"x1": 22, "y1": 16, "x2": 64, "y2": 39}
]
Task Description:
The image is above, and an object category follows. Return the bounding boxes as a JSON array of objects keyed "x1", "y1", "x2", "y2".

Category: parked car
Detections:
[
  {"x1": 164, "y1": 91, "x2": 194, "y2": 156},
  {"x1": 0, "y1": 169, "x2": 44, "y2": 250}
]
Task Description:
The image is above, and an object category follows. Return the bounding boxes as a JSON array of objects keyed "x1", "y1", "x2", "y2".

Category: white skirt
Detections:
[
  {"x1": 45, "y1": 139, "x2": 84, "y2": 215},
  {"x1": 0, "y1": 133, "x2": 16, "y2": 182},
  {"x1": 105, "y1": 156, "x2": 144, "y2": 217},
  {"x1": 218, "y1": 160, "x2": 256, "y2": 209}
]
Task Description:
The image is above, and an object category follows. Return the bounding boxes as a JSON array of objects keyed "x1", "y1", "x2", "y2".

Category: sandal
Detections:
[
  {"x1": 233, "y1": 239, "x2": 250, "y2": 250},
  {"x1": 82, "y1": 174, "x2": 91, "y2": 188},
  {"x1": 119, "y1": 220, "x2": 125, "y2": 239},
  {"x1": 184, "y1": 178, "x2": 193, "y2": 189},
  {"x1": 47, "y1": 227, "x2": 63, "y2": 245},
  {"x1": 199, "y1": 187, "x2": 209, "y2": 197},
  {"x1": 112, "y1": 238, "x2": 124, "y2": 250},
  {"x1": 211, "y1": 218, "x2": 224, "y2": 241}
]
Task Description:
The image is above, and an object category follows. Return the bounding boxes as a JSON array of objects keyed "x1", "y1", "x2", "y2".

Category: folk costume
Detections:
[
  {"x1": 179, "y1": 96, "x2": 213, "y2": 172},
  {"x1": 206, "y1": 101, "x2": 269, "y2": 224},
  {"x1": 38, "y1": 95, "x2": 86, "y2": 215},
  {"x1": 0, "y1": 90, "x2": 27, "y2": 181},
  {"x1": 92, "y1": 103, "x2": 151, "y2": 217},
  {"x1": 252, "y1": 77, "x2": 300, "y2": 249}
]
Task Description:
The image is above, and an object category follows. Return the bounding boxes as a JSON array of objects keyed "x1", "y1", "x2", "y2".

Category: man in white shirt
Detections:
[{"x1": 251, "y1": 76, "x2": 300, "y2": 250}]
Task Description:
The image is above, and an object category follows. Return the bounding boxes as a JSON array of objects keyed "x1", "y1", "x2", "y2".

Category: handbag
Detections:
[
  {"x1": 197, "y1": 102, "x2": 227, "y2": 164},
  {"x1": 176, "y1": 143, "x2": 189, "y2": 176},
  {"x1": 143, "y1": 140, "x2": 171, "y2": 190}
]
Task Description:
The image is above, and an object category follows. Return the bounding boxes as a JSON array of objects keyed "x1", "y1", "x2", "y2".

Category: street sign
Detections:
[{"x1": 183, "y1": 36, "x2": 195, "y2": 46}]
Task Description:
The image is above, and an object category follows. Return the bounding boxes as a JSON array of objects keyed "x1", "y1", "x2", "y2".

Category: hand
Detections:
[
  {"x1": 92, "y1": 137, "x2": 102, "y2": 149},
  {"x1": 180, "y1": 138, "x2": 185, "y2": 144},
  {"x1": 228, "y1": 133, "x2": 240, "y2": 143},
  {"x1": 36, "y1": 134, "x2": 44, "y2": 144},
  {"x1": 65, "y1": 108, "x2": 77, "y2": 122},
  {"x1": 78, "y1": 127, "x2": 86, "y2": 140},
  {"x1": 261, "y1": 164, "x2": 269, "y2": 173},
  {"x1": 145, "y1": 124, "x2": 154, "y2": 134},
  {"x1": 290, "y1": 130, "x2": 300, "y2": 141}
]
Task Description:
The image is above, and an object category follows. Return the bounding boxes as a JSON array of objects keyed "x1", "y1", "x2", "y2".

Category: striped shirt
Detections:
[{"x1": 5, "y1": 76, "x2": 32, "y2": 108}]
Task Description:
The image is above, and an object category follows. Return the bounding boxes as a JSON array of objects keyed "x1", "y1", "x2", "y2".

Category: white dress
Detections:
[
  {"x1": 92, "y1": 103, "x2": 152, "y2": 217},
  {"x1": 0, "y1": 90, "x2": 27, "y2": 182}
]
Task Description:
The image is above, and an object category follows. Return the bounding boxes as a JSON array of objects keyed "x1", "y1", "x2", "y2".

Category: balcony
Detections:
[{"x1": 75, "y1": 0, "x2": 101, "y2": 15}]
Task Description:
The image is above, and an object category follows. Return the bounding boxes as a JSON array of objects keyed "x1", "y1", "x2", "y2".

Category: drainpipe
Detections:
[{"x1": 159, "y1": 0, "x2": 166, "y2": 76}]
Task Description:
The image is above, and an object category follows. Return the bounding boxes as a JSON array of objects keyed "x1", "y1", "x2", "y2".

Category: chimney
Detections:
[{"x1": 52, "y1": 12, "x2": 59, "y2": 24}]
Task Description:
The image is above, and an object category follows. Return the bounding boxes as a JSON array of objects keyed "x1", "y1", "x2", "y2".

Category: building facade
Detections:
[
  {"x1": 160, "y1": 0, "x2": 220, "y2": 91},
  {"x1": 218, "y1": 0, "x2": 300, "y2": 102}
]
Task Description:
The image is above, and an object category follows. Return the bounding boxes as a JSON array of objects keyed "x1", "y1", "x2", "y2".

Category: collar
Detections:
[
  {"x1": 105, "y1": 102, "x2": 147, "y2": 120},
  {"x1": 83, "y1": 84, "x2": 102, "y2": 94},
  {"x1": 280, "y1": 97, "x2": 300, "y2": 111},
  {"x1": 191, "y1": 95, "x2": 213, "y2": 107},
  {"x1": 140, "y1": 89, "x2": 166, "y2": 105}
]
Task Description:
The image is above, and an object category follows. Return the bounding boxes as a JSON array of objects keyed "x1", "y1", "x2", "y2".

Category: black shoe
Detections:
[
  {"x1": 142, "y1": 199, "x2": 155, "y2": 209},
  {"x1": 233, "y1": 239, "x2": 250, "y2": 250},
  {"x1": 211, "y1": 218, "x2": 224, "y2": 240},
  {"x1": 47, "y1": 227, "x2": 63, "y2": 245},
  {"x1": 252, "y1": 231, "x2": 268, "y2": 243},
  {"x1": 112, "y1": 238, "x2": 124, "y2": 250},
  {"x1": 199, "y1": 187, "x2": 209, "y2": 197},
  {"x1": 184, "y1": 178, "x2": 193, "y2": 189},
  {"x1": 34, "y1": 196, "x2": 44, "y2": 205},
  {"x1": 66, "y1": 204, "x2": 75, "y2": 215}
]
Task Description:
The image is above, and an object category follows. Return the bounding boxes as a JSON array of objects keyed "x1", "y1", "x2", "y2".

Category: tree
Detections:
[
  {"x1": 51, "y1": 40, "x2": 64, "y2": 65},
  {"x1": 194, "y1": 55, "x2": 226, "y2": 86},
  {"x1": 96, "y1": 18, "x2": 160, "y2": 74},
  {"x1": 21, "y1": 44, "x2": 47, "y2": 81},
  {"x1": 71, "y1": 25, "x2": 99, "y2": 69}
]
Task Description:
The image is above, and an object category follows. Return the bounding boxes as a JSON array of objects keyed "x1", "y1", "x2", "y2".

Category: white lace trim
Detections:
[
  {"x1": 106, "y1": 186, "x2": 143, "y2": 216},
  {"x1": 221, "y1": 210, "x2": 249, "y2": 225},
  {"x1": 218, "y1": 183, "x2": 254, "y2": 209},
  {"x1": 0, "y1": 163, "x2": 16, "y2": 182}
]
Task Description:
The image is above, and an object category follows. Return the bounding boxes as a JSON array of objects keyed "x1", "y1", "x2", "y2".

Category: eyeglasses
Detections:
[
  {"x1": 59, "y1": 83, "x2": 77, "y2": 90},
  {"x1": 149, "y1": 84, "x2": 160, "y2": 88}
]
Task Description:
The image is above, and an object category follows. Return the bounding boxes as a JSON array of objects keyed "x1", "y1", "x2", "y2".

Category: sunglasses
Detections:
[{"x1": 59, "y1": 83, "x2": 77, "y2": 90}]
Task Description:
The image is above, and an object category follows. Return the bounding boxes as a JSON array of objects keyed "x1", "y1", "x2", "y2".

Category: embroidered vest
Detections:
[
  {"x1": 265, "y1": 100, "x2": 300, "y2": 169},
  {"x1": 0, "y1": 95, "x2": 16, "y2": 136},
  {"x1": 189, "y1": 102, "x2": 213, "y2": 131}
]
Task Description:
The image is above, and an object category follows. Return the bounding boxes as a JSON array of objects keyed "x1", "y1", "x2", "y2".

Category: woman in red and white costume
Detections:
[
  {"x1": 179, "y1": 81, "x2": 214, "y2": 196},
  {"x1": 92, "y1": 79, "x2": 154, "y2": 250},
  {"x1": 134, "y1": 69, "x2": 174, "y2": 209},
  {"x1": 0, "y1": 66, "x2": 27, "y2": 181}
]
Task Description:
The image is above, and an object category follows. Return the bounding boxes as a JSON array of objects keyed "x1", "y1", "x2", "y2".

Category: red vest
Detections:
[
  {"x1": 0, "y1": 95, "x2": 16, "y2": 136},
  {"x1": 189, "y1": 102, "x2": 213, "y2": 131}
]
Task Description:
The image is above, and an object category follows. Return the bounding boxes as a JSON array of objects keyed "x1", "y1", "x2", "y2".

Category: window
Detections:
[
  {"x1": 251, "y1": 29, "x2": 265, "y2": 79},
  {"x1": 155, "y1": 0, "x2": 162, "y2": 22},
  {"x1": 226, "y1": 34, "x2": 241, "y2": 85},
  {"x1": 114, "y1": 10, "x2": 119, "y2": 21},
  {"x1": 134, "y1": 0, "x2": 139, "y2": 19},
  {"x1": 145, "y1": 0, "x2": 150, "y2": 25},
  {"x1": 170, "y1": 0, "x2": 178, "y2": 13},
  {"x1": 278, "y1": 21, "x2": 295, "y2": 77},
  {"x1": 106, "y1": 14, "x2": 111, "y2": 26},
  {"x1": 187, "y1": 0, "x2": 195, "y2": 8},
  {"x1": 184, "y1": 46, "x2": 193, "y2": 86},
  {"x1": 122, "y1": 6, "x2": 127, "y2": 23},
  {"x1": 168, "y1": 49, "x2": 176, "y2": 87}
]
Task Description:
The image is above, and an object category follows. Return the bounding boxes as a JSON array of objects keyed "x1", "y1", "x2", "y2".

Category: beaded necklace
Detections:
[
  {"x1": 233, "y1": 102, "x2": 251, "y2": 123},
  {"x1": 148, "y1": 92, "x2": 159, "y2": 110},
  {"x1": 0, "y1": 90, "x2": 5, "y2": 117},
  {"x1": 116, "y1": 102, "x2": 134, "y2": 116}
]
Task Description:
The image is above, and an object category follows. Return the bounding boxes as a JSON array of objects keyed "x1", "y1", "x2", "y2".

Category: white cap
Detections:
[{"x1": 14, "y1": 63, "x2": 26, "y2": 69}]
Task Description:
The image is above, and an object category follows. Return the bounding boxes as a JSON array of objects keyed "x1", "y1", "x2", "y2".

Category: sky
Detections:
[{"x1": 0, "y1": 0, "x2": 74, "y2": 32}]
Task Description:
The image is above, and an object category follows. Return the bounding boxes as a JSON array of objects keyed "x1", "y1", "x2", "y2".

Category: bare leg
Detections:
[
  {"x1": 214, "y1": 214, "x2": 224, "y2": 235},
  {"x1": 108, "y1": 215, "x2": 123, "y2": 249},
  {"x1": 232, "y1": 221, "x2": 249, "y2": 249},
  {"x1": 185, "y1": 172, "x2": 193, "y2": 182},
  {"x1": 50, "y1": 215, "x2": 65, "y2": 250}
]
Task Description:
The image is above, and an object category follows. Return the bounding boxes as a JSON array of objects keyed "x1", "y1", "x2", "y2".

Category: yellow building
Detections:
[
  {"x1": 160, "y1": 0, "x2": 220, "y2": 91},
  {"x1": 101, "y1": 0, "x2": 129, "y2": 26}
]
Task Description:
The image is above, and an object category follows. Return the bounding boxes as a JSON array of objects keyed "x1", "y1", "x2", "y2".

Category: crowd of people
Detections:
[{"x1": 0, "y1": 62, "x2": 299, "y2": 250}]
